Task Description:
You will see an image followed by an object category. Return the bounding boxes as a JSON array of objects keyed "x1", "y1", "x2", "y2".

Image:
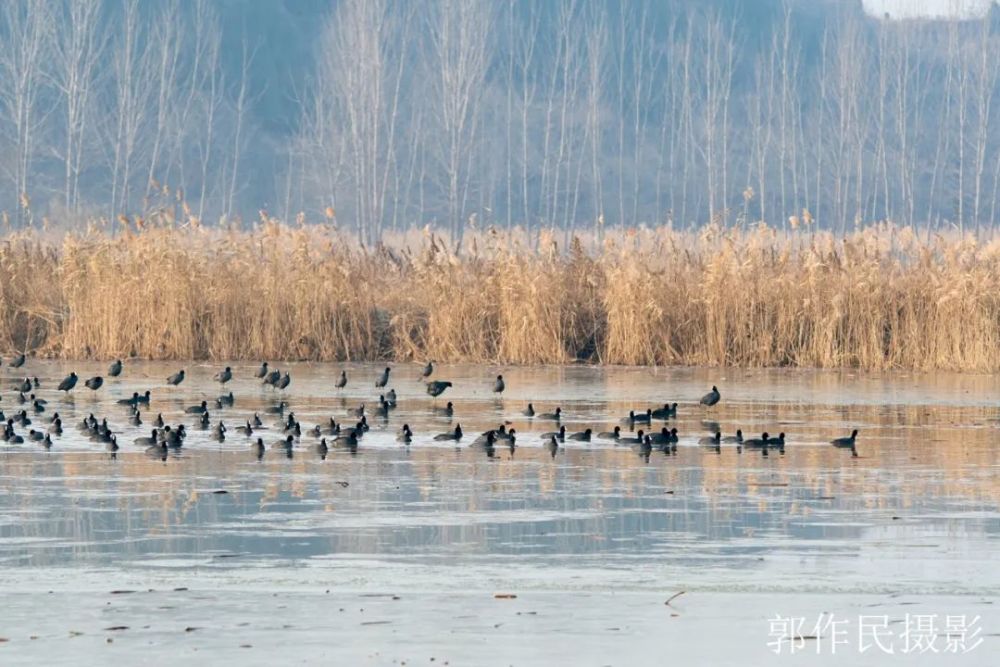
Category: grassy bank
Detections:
[{"x1": 1, "y1": 219, "x2": 998, "y2": 370}]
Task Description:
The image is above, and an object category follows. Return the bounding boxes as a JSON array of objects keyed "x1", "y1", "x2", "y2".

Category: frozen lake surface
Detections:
[{"x1": 0, "y1": 361, "x2": 997, "y2": 665}]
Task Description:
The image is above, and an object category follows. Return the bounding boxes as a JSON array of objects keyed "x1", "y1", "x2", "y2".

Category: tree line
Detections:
[{"x1": 3, "y1": 0, "x2": 1000, "y2": 239}]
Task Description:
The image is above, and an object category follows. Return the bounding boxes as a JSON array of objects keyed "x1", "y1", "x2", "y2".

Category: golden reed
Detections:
[{"x1": 1, "y1": 218, "x2": 998, "y2": 370}]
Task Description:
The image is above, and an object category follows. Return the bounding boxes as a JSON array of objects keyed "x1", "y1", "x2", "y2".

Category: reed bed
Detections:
[{"x1": 2, "y1": 219, "x2": 1000, "y2": 371}]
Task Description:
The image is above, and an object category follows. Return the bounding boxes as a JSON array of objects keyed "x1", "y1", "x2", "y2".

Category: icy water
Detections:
[{"x1": 1, "y1": 361, "x2": 998, "y2": 665}]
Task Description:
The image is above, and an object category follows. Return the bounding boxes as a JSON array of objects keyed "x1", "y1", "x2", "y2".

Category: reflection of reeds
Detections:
[{"x1": 5, "y1": 221, "x2": 1000, "y2": 370}]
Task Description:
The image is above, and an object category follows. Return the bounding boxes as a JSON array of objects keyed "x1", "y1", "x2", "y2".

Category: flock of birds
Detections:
[{"x1": 0, "y1": 355, "x2": 862, "y2": 462}]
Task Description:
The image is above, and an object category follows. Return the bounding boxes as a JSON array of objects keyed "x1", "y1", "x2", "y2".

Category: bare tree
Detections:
[
  {"x1": 426, "y1": 0, "x2": 494, "y2": 238},
  {"x1": 106, "y1": 0, "x2": 154, "y2": 217},
  {"x1": 0, "y1": 0, "x2": 50, "y2": 225},
  {"x1": 143, "y1": 1, "x2": 182, "y2": 204},
  {"x1": 50, "y1": 0, "x2": 104, "y2": 215},
  {"x1": 223, "y1": 31, "x2": 255, "y2": 223},
  {"x1": 970, "y1": 18, "x2": 997, "y2": 234}
]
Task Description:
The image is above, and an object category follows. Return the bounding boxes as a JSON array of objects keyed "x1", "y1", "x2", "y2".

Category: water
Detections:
[{"x1": 0, "y1": 361, "x2": 997, "y2": 665}]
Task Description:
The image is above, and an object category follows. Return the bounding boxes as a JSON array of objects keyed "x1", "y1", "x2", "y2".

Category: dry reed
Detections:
[{"x1": 3, "y1": 219, "x2": 1000, "y2": 371}]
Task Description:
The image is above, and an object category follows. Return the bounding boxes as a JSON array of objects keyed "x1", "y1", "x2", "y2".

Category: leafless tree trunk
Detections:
[
  {"x1": 427, "y1": 0, "x2": 493, "y2": 239},
  {"x1": 223, "y1": 33, "x2": 254, "y2": 223},
  {"x1": 50, "y1": 0, "x2": 103, "y2": 216},
  {"x1": 0, "y1": 0, "x2": 50, "y2": 225},
  {"x1": 144, "y1": 1, "x2": 182, "y2": 204}
]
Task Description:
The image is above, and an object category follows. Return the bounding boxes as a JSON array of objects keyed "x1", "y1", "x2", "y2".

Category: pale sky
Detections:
[{"x1": 863, "y1": 0, "x2": 993, "y2": 19}]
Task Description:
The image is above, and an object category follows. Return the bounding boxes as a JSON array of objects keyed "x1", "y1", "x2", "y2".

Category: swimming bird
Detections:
[
  {"x1": 335, "y1": 370, "x2": 347, "y2": 389},
  {"x1": 433, "y1": 401, "x2": 454, "y2": 417},
  {"x1": 85, "y1": 376, "x2": 103, "y2": 391},
  {"x1": 544, "y1": 435, "x2": 559, "y2": 459},
  {"x1": 649, "y1": 427, "x2": 674, "y2": 445},
  {"x1": 505, "y1": 432, "x2": 518, "y2": 455},
  {"x1": 422, "y1": 361, "x2": 434, "y2": 378},
  {"x1": 541, "y1": 425, "x2": 566, "y2": 441},
  {"x1": 167, "y1": 369, "x2": 185, "y2": 386},
  {"x1": 102, "y1": 435, "x2": 116, "y2": 453},
  {"x1": 165, "y1": 426, "x2": 186, "y2": 448},
  {"x1": 386, "y1": 389, "x2": 397, "y2": 407},
  {"x1": 321, "y1": 418, "x2": 340, "y2": 436},
  {"x1": 375, "y1": 366, "x2": 391, "y2": 388},
  {"x1": 91, "y1": 422, "x2": 114, "y2": 444},
  {"x1": 568, "y1": 428, "x2": 592, "y2": 442},
  {"x1": 335, "y1": 430, "x2": 359, "y2": 453},
  {"x1": 117, "y1": 392, "x2": 140, "y2": 406},
  {"x1": 154, "y1": 413, "x2": 165, "y2": 428},
  {"x1": 597, "y1": 426, "x2": 621, "y2": 441},
  {"x1": 478, "y1": 431, "x2": 497, "y2": 457},
  {"x1": 397, "y1": 424, "x2": 413, "y2": 444},
  {"x1": 49, "y1": 418, "x2": 63, "y2": 435},
  {"x1": 426, "y1": 380, "x2": 452, "y2": 397},
  {"x1": 493, "y1": 374, "x2": 505, "y2": 395},
  {"x1": 198, "y1": 412, "x2": 211, "y2": 429},
  {"x1": 146, "y1": 441, "x2": 168, "y2": 458},
  {"x1": 253, "y1": 413, "x2": 263, "y2": 427},
  {"x1": 699, "y1": 431, "x2": 722, "y2": 446},
  {"x1": 136, "y1": 391, "x2": 151, "y2": 405},
  {"x1": 77, "y1": 414, "x2": 96, "y2": 432},
  {"x1": 57, "y1": 372, "x2": 78, "y2": 393},
  {"x1": 633, "y1": 435, "x2": 653, "y2": 461},
  {"x1": 315, "y1": 438, "x2": 328, "y2": 460},
  {"x1": 495, "y1": 427, "x2": 516, "y2": 443},
  {"x1": 433, "y1": 424, "x2": 463, "y2": 441},
  {"x1": 537, "y1": 407, "x2": 562, "y2": 421},
  {"x1": 522, "y1": 403, "x2": 535, "y2": 417},
  {"x1": 10, "y1": 353, "x2": 25, "y2": 368},
  {"x1": 251, "y1": 437, "x2": 265, "y2": 460},
  {"x1": 14, "y1": 377, "x2": 30, "y2": 392},
  {"x1": 263, "y1": 369, "x2": 280, "y2": 386},
  {"x1": 473, "y1": 426, "x2": 506, "y2": 446},
  {"x1": 743, "y1": 432, "x2": 769, "y2": 448},
  {"x1": 216, "y1": 391, "x2": 235, "y2": 408},
  {"x1": 185, "y1": 401, "x2": 208, "y2": 415},
  {"x1": 766, "y1": 432, "x2": 786, "y2": 450},
  {"x1": 700, "y1": 386, "x2": 721, "y2": 407},
  {"x1": 619, "y1": 429, "x2": 646, "y2": 445},
  {"x1": 277, "y1": 372, "x2": 291, "y2": 390},
  {"x1": 624, "y1": 409, "x2": 652, "y2": 424},
  {"x1": 28, "y1": 429, "x2": 44, "y2": 442},
  {"x1": 236, "y1": 421, "x2": 254, "y2": 437},
  {"x1": 31, "y1": 399, "x2": 44, "y2": 414},
  {"x1": 108, "y1": 359, "x2": 123, "y2": 377},
  {"x1": 129, "y1": 411, "x2": 142, "y2": 427},
  {"x1": 264, "y1": 401, "x2": 287, "y2": 415},
  {"x1": 214, "y1": 366, "x2": 232, "y2": 385},
  {"x1": 651, "y1": 403, "x2": 678, "y2": 419},
  {"x1": 373, "y1": 396, "x2": 391, "y2": 417},
  {"x1": 831, "y1": 430, "x2": 858, "y2": 448},
  {"x1": 721, "y1": 429, "x2": 743, "y2": 444},
  {"x1": 255, "y1": 362, "x2": 269, "y2": 378},
  {"x1": 134, "y1": 429, "x2": 159, "y2": 447}
]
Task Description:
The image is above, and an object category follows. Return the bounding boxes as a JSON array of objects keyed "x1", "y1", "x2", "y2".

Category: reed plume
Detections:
[{"x1": 3, "y1": 220, "x2": 1000, "y2": 371}]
